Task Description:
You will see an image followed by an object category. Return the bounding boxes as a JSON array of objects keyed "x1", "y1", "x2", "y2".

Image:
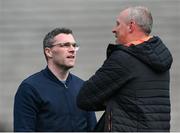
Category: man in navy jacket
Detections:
[{"x1": 14, "y1": 28, "x2": 97, "y2": 132}]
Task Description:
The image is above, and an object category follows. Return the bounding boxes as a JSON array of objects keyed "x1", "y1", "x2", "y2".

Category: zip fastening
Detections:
[
  {"x1": 63, "y1": 83, "x2": 68, "y2": 89},
  {"x1": 108, "y1": 110, "x2": 112, "y2": 131},
  {"x1": 62, "y1": 82, "x2": 75, "y2": 130}
]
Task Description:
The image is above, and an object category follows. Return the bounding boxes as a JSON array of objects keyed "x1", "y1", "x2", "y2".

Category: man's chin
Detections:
[{"x1": 66, "y1": 65, "x2": 74, "y2": 69}]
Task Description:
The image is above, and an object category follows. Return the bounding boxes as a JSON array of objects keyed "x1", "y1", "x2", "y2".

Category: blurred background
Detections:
[{"x1": 0, "y1": 0, "x2": 180, "y2": 131}]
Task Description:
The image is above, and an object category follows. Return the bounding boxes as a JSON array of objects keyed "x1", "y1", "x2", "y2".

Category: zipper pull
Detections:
[{"x1": 64, "y1": 83, "x2": 68, "y2": 88}]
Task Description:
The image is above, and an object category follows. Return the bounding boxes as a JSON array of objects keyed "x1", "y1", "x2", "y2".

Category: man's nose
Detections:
[
  {"x1": 68, "y1": 45, "x2": 76, "y2": 52},
  {"x1": 112, "y1": 27, "x2": 116, "y2": 33}
]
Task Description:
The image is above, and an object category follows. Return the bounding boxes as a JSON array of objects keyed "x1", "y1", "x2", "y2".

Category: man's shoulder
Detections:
[
  {"x1": 17, "y1": 69, "x2": 48, "y2": 94},
  {"x1": 70, "y1": 73, "x2": 84, "y2": 82},
  {"x1": 107, "y1": 48, "x2": 133, "y2": 66},
  {"x1": 22, "y1": 69, "x2": 45, "y2": 85},
  {"x1": 69, "y1": 73, "x2": 84, "y2": 88}
]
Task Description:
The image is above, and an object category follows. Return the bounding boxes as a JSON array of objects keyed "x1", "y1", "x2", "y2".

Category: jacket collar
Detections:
[
  {"x1": 43, "y1": 66, "x2": 72, "y2": 86},
  {"x1": 106, "y1": 36, "x2": 173, "y2": 72}
]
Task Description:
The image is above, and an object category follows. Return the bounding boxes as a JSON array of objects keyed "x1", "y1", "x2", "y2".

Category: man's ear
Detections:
[
  {"x1": 45, "y1": 48, "x2": 53, "y2": 58},
  {"x1": 128, "y1": 21, "x2": 135, "y2": 33}
]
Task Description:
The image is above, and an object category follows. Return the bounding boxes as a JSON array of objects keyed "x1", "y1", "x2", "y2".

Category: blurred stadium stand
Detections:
[{"x1": 0, "y1": 0, "x2": 180, "y2": 131}]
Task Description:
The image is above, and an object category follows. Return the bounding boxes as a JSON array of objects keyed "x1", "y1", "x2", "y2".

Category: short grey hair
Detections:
[{"x1": 126, "y1": 6, "x2": 153, "y2": 35}]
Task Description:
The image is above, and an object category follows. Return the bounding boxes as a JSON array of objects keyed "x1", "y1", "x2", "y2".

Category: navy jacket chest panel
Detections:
[{"x1": 31, "y1": 74, "x2": 84, "y2": 116}]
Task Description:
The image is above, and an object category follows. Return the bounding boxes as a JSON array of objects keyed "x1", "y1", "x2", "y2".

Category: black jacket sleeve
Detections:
[
  {"x1": 14, "y1": 83, "x2": 41, "y2": 132},
  {"x1": 77, "y1": 51, "x2": 133, "y2": 111}
]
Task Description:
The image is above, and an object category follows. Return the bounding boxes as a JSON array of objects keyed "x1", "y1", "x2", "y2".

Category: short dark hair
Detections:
[
  {"x1": 43, "y1": 27, "x2": 73, "y2": 49},
  {"x1": 43, "y1": 27, "x2": 73, "y2": 61}
]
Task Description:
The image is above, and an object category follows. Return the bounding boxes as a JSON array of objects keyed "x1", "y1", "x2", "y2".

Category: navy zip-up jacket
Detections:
[{"x1": 14, "y1": 67, "x2": 97, "y2": 132}]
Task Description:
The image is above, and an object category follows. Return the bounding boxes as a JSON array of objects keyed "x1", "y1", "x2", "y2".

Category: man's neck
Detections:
[
  {"x1": 126, "y1": 33, "x2": 152, "y2": 46},
  {"x1": 48, "y1": 64, "x2": 69, "y2": 81}
]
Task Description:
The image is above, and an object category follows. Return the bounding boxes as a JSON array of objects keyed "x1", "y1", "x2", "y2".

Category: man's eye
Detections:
[{"x1": 63, "y1": 43, "x2": 70, "y2": 47}]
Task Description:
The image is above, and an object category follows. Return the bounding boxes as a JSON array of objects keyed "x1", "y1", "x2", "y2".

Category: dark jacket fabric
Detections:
[
  {"x1": 14, "y1": 67, "x2": 97, "y2": 132},
  {"x1": 77, "y1": 36, "x2": 173, "y2": 132}
]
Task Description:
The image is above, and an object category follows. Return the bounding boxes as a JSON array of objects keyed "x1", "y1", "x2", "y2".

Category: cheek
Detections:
[
  {"x1": 119, "y1": 27, "x2": 127, "y2": 35},
  {"x1": 116, "y1": 26, "x2": 123, "y2": 35},
  {"x1": 52, "y1": 50, "x2": 64, "y2": 58}
]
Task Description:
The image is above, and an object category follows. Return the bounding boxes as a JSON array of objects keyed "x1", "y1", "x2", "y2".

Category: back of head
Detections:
[{"x1": 126, "y1": 6, "x2": 153, "y2": 35}]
